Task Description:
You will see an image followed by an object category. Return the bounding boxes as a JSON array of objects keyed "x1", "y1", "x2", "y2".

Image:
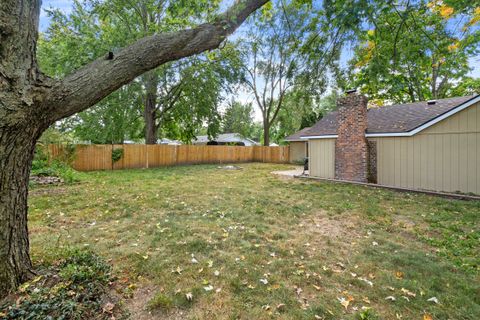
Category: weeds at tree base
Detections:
[{"x1": 0, "y1": 248, "x2": 127, "y2": 320}]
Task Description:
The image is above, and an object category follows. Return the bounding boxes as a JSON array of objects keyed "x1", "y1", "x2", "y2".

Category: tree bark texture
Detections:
[
  {"x1": 0, "y1": 125, "x2": 42, "y2": 294},
  {"x1": 263, "y1": 118, "x2": 270, "y2": 146},
  {"x1": 0, "y1": 0, "x2": 269, "y2": 296},
  {"x1": 144, "y1": 73, "x2": 159, "y2": 144}
]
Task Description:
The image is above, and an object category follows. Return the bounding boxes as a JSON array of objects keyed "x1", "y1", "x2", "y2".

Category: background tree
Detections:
[
  {"x1": 449, "y1": 77, "x2": 480, "y2": 97},
  {"x1": 38, "y1": 1, "x2": 145, "y2": 144},
  {"x1": 271, "y1": 90, "x2": 340, "y2": 143},
  {"x1": 348, "y1": 2, "x2": 480, "y2": 103},
  {"x1": 222, "y1": 100, "x2": 255, "y2": 138},
  {"x1": 270, "y1": 91, "x2": 315, "y2": 143},
  {"x1": 39, "y1": 0, "x2": 242, "y2": 144},
  {"x1": 0, "y1": 0, "x2": 268, "y2": 295},
  {"x1": 72, "y1": 84, "x2": 144, "y2": 143},
  {"x1": 240, "y1": 1, "x2": 345, "y2": 145}
]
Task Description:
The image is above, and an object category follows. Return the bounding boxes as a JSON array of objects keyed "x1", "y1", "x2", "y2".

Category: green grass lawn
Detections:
[{"x1": 27, "y1": 163, "x2": 480, "y2": 319}]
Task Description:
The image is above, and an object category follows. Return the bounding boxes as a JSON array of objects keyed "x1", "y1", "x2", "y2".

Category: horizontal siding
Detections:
[
  {"x1": 373, "y1": 101, "x2": 480, "y2": 194},
  {"x1": 289, "y1": 142, "x2": 306, "y2": 163},
  {"x1": 309, "y1": 139, "x2": 335, "y2": 179}
]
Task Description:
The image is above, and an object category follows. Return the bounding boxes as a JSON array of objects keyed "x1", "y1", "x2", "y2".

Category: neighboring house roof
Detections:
[
  {"x1": 194, "y1": 133, "x2": 259, "y2": 145},
  {"x1": 284, "y1": 127, "x2": 311, "y2": 142},
  {"x1": 303, "y1": 94, "x2": 480, "y2": 138},
  {"x1": 158, "y1": 138, "x2": 182, "y2": 145}
]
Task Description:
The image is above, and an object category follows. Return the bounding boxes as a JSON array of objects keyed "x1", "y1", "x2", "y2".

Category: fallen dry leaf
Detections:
[
  {"x1": 295, "y1": 286, "x2": 303, "y2": 296},
  {"x1": 337, "y1": 297, "x2": 350, "y2": 310},
  {"x1": 401, "y1": 288, "x2": 416, "y2": 297},
  {"x1": 102, "y1": 302, "x2": 115, "y2": 314},
  {"x1": 338, "y1": 295, "x2": 354, "y2": 310},
  {"x1": 358, "y1": 277, "x2": 373, "y2": 287},
  {"x1": 427, "y1": 297, "x2": 439, "y2": 304},
  {"x1": 172, "y1": 266, "x2": 182, "y2": 274},
  {"x1": 423, "y1": 313, "x2": 433, "y2": 320}
]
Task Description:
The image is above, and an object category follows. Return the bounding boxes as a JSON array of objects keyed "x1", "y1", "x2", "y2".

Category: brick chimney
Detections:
[{"x1": 335, "y1": 91, "x2": 369, "y2": 182}]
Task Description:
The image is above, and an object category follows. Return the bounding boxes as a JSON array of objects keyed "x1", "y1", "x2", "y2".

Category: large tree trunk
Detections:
[
  {"x1": 263, "y1": 118, "x2": 270, "y2": 146},
  {"x1": 144, "y1": 101, "x2": 158, "y2": 144},
  {"x1": 143, "y1": 73, "x2": 159, "y2": 144},
  {"x1": 0, "y1": 125, "x2": 42, "y2": 294},
  {"x1": 0, "y1": 0, "x2": 44, "y2": 295}
]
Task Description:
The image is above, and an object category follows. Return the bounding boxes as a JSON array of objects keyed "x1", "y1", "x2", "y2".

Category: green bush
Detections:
[
  {"x1": 31, "y1": 146, "x2": 49, "y2": 172},
  {"x1": 111, "y1": 148, "x2": 124, "y2": 163},
  {"x1": 31, "y1": 143, "x2": 81, "y2": 184},
  {"x1": 59, "y1": 248, "x2": 112, "y2": 284},
  {"x1": 31, "y1": 159, "x2": 81, "y2": 183}
]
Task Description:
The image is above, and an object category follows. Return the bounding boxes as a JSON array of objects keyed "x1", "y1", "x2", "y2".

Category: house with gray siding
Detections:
[{"x1": 291, "y1": 91, "x2": 480, "y2": 195}]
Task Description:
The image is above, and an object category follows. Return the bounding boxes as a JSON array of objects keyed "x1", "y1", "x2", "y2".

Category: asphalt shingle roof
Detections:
[
  {"x1": 303, "y1": 95, "x2": 478, "y2": 137},
  {"x1": 284, "y1": 127, "x2": 311, "y2": 141},
  {"x1": 194, "y1": 133, "x2": 259, "y2": 145}
]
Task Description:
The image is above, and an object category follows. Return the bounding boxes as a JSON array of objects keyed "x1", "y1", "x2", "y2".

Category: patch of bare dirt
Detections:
[
  {"x1": 301, "y1": 210, "x2": 364, "y2": 242},
  {"x1": 29, "y1": 187, "x2": 69, "y2": 196},
  {"x1": 392, "y1": 215, "x2": 419, "y2": 231},
  {"x1": 125, "y1": 283, "x2": 187, "y2": 320}
]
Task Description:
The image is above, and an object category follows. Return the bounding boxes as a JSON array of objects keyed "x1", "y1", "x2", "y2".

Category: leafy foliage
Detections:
[
  {"x1": 0, "y1": 249, "x2": 119, "y2": 320},
  {"x1": 240, "y1": 1, "x2": 348, "y2": 145},
  {"x1": 348, "y1": 2, "x2": 480, "y2": 102},
  {"x1": 271, "y1": 90, "x2": 340, "y2": 143},
  {"x1": 32, "y1": 136, "x2": 81, "y2": 184},
  {"x1": 111, "y1": 148, "x2": 124, "y2": 163},
  {"x1": 222, "y1": 100, "x2": 255, "y2": 138},
  {"x1": 38, "y1": 0, "x2": 240, "y2": 144},
  {"x1": 31, "y1": 160, "x2": 81, "y2": 184}
]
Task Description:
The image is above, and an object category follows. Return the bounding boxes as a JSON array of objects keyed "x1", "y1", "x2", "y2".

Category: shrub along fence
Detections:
[{"x1": 47, "y1": 144, "x2": 290, "y2": 172}]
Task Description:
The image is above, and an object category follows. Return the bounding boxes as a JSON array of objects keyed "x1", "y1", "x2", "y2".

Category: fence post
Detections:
[{"x1": 145, "y1": 144, "x2": 149, "y2": 169}]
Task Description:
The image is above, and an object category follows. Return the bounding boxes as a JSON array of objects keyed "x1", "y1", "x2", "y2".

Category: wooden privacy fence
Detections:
[{"x1": 47, "y1": 144, "x2": 290, "y2": 171}]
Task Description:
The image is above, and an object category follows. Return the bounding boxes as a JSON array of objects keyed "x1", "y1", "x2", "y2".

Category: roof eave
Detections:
[
  {"x1": 284, "y1": 139, "x2": 306, "y2": 142},
  {"x1": 300, "y1": 135, "x2": 338, "y2": 139}
]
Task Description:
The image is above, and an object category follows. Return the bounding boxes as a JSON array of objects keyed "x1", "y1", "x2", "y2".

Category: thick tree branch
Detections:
[{"x1": 44, "y1": 0, "x2": 269, "y2": 123}]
